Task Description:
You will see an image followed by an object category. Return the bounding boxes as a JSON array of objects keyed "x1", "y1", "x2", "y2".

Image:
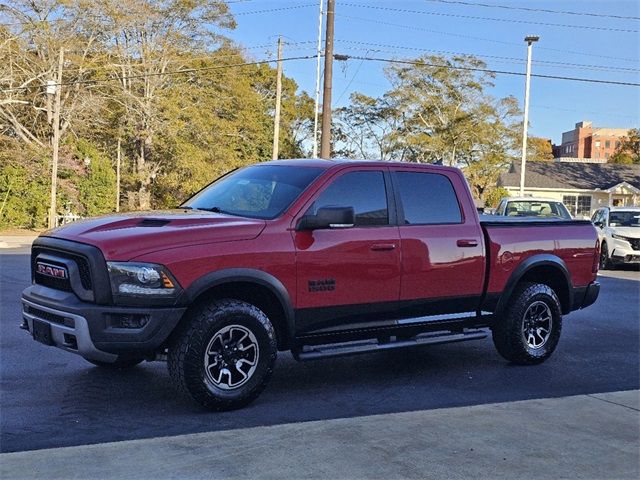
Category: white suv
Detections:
[{"x1": 591, "y1": 207, "x2": 640, "y2": 269}]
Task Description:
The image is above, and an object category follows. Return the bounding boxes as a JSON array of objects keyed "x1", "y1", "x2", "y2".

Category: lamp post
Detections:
[{"x1": 519, "y1": 35, "x2": 539, "y2": 197}]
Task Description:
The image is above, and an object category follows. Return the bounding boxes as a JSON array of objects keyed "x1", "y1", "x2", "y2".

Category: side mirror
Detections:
[
  {"x1": 297, "y1": 206, "x2": 355, "y2": 231},
  {"x1": 594, "y1": 221, "x2": 604, "y2": 228}
]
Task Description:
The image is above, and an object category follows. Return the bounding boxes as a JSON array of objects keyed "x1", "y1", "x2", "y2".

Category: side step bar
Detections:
[{"x1": 293, "y1": 329, "x2": 488, "y2": 361}]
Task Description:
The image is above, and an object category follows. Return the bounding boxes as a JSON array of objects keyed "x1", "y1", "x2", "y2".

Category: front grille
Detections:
[
  {"x1": 32, "y1": 247, "x2": 93, "y2": 291},
  {"x1": 26, "y1": 306, "x2": 70, "y2": 326},
  {"x1": 34, "y1": 274, "x2": 72, "y2": 292},
  {"x1": 629, "y1": 238, "x2": 640, "y2": 251}
]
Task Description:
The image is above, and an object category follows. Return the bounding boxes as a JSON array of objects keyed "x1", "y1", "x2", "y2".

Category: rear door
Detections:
[
  {"x1": 292, "y1": 167, "x2": 401, "y2": 334},
  {"x1": 391, "y1": 167, "x2": 485, "y2": 318}
]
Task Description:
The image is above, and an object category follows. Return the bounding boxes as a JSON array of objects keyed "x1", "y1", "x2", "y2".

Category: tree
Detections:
[
  {"x1": 527, "y1": 136, "x2": 554, "y2": 161},
  {"x1": 76, "y1": 140, "x2": 117, "y2": 216},
  {"x1": 83, "y1": 0, "x2": 236, "y2": 209},
  {"x1": 332, "y1": 54, "x2": 521, "y2": 204},
  {"x1": 609, "y1": 128, "x2": 640, "y2": 164},
  {"x1": 382, "y1": 55, "x2": 520, "y2": 168},
  {"x1": 333, "y1": 93, "x2": 405, "y2": 160}
]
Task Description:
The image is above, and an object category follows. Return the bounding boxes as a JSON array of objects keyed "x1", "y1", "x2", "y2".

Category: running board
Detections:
[{"x1": 293, "y1": 329, "x2": 488, "y2": 361}]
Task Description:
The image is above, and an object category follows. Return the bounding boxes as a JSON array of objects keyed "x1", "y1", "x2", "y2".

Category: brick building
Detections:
[{"x1": 553, "y1": 121, "x2": 628, "y2": 161}]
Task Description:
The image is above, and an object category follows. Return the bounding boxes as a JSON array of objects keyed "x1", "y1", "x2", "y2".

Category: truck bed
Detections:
[{"x1": 479, "y1": 215, "x2": 593, "y2": 227}]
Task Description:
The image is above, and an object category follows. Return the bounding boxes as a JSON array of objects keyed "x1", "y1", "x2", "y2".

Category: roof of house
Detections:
[{"x1": 499, "y1": 161, "x2": 640, "y2": 191}]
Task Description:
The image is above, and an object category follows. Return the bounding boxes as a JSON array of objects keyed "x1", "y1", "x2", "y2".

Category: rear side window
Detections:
[
  {"x1": 395, "y1": 172, "x2": 462, "y2": 225},
  {"x1": 308, "y1": 171, "x2": 389, "y2": 226}
]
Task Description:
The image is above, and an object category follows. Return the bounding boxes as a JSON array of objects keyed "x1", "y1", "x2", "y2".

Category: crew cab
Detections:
[
  {"x1": 22, "y1": 160, "x2": 600, "y2": 410},
  {"x1": 592, "y1": 206, "x2": 640, "y2": 269}
]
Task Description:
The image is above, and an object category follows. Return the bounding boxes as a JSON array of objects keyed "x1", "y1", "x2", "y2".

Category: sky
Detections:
[{"x1": 223, "y1": 0, "x2": 639, "y2": 145}]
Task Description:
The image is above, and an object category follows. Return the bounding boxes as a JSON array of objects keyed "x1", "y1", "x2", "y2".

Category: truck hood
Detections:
[
  {"x1": 609, "y1": 226, "x2": 640, "y2": 238},
  {"x1": 42, "y1": 210, "x2": 266, "y2": 260}
]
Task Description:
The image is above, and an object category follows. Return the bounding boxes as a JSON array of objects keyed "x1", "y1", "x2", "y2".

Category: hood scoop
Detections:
[{"x1": 138, "y1": 218, "x2": 171, "y2": 227}]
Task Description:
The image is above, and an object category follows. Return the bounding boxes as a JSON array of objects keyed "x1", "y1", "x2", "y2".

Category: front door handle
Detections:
[
  {"x1": 371, "y1": 243, "x2": 397, "y2": 251},
  {"x1": 457, "y1": 239, "x2": 479, "y2": 248}
]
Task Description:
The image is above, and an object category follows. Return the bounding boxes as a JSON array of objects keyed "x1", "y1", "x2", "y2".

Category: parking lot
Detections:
[{"x1": 1, "y1": 245, "x2": 638, "y2": 458}]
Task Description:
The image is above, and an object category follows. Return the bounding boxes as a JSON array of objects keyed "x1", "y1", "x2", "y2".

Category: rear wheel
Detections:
[
  {"x1": 492, "y1": 282, "x2": 562, "y2": 365},
  {"x1": 168, "y1": 299, "x2": 277, "y2": 411}
]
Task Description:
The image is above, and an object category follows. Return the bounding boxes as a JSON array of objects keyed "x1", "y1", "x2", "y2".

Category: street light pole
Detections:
[
  {"x1": 519, "y1": 35, "x2": 539, "y2": 197},
  {"x1": 312, "y1": 0, "x2": 324, "y2": 158}
]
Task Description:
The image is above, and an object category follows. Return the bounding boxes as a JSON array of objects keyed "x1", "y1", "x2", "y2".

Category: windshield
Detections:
[
  {"x1": 182, "y1": 165, "x2": 324, "y2": 219},
  {"x1": 609, "y1": 211, "x2": 640, "y2": 227},
  {"x1": 504, "y1": 200, "x2": 572, "y2": 220}
]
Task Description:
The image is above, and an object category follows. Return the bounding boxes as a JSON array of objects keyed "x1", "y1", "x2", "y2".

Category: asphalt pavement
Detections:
[{"x1": 1, "y1": 246, "x2": 639, "y2": 457}]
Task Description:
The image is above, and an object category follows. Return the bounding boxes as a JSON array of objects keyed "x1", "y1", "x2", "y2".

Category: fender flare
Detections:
[
  {"x1": 494, "y1": 254, "x2": 573, "y2": 316},
  {"x1": 182, "y1": 268, "x2": 295, "y2": 344}
]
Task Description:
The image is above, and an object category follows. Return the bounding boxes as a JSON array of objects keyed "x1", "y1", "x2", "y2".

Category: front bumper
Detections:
[
  {"x1": 611, "y1": 241, "x2": 640, "y2": 264},
  {"x1": 21, "y1": 284, "x2": 186, "y2": 361}
]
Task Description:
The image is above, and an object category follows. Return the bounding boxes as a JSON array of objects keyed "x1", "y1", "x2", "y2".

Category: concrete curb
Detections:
[
  {"x1": 1, "y1": 390, "x2": 638, "y2": 479},
  {"x1": 0, "y1": 235, "x2": 38, "y2": 249}
]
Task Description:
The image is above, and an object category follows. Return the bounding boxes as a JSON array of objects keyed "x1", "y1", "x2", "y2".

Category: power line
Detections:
[
  {"x1": 0, "y1": 2, "x2": 312, "y2": 27},
  {"x1": 342, "y1": 2, "x2": 638, "y2": 33},
  {"x1": 336, "y1": 14, "x2": 639, "y2": 63},
  {"x1": 0, "y1": 55, "x2": 317, "y2": 93},
  {"x1": 424, "y1": 0, "x2": 640, "y2": 21},
  {"x1": 336, "y1": 54, "x2": 640, "y2": 87},
  {"x1": 234, "y1": 3, "x2": 316, "y2": 16},
  {"x1": 336, "y1": 53, "x2": 368, "y2": 103},
  {"x1": 531, "y1": 104, "x2": 640, "y2": 120},
  {"x1": 336, "y1": 40, "x2": 640, "y2": 74}
]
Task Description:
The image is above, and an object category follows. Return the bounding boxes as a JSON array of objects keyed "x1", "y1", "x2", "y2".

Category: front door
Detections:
[{"x1": 293, "y1": 168, "x2": 401, "y2": 334}]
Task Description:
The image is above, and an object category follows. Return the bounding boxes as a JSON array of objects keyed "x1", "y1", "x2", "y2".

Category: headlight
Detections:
[
  {"x1": 612, "y1": 234, "x2": 630, "y2": 242},
  {"x1": 107, "y1": 262, "x2": 181, "y2": 298}
]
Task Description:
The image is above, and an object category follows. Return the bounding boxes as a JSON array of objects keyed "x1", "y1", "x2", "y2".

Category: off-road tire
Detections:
[
  {"x1": 86, "y1": 356, "x2": 144, "y2": 369},
  {"x1": 168, "y1": 299, "x2": 277, "y2": 411},
  {"x1": 599, "y1": 242, "x2": 615, "y2": 270},
  {"x1": 492, "y1": 282, "x2": 562, "y2": 365}
]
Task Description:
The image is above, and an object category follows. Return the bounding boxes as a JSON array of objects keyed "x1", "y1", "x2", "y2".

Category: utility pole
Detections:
[
  {"x1": 519, "y1": 35, "x2": 539, "y2": 196},
  {"x1": 272, "y1": 36, "x2": 283, "y2": 160},
  {"x1": 312, "y1": 0, "x2": 324, "y2": 158},
  {"x1": 48, "y1": 47, "x2": 64, "y2": 229},
  {"x1": 320, "y1": 0, "x2": 335, "y2": 159},
  {"x1": 116, "y1": 137, "x2": 121, "y2": 212}
]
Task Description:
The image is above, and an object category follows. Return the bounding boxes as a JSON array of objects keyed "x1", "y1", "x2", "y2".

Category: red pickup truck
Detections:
[{"x1": 22, "y1": 160, "x2": 600, "y2": 410}]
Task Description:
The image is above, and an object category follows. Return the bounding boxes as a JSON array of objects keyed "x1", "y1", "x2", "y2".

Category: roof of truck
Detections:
[{"x1": 262, "y1": 158, "x2": 460, "y2": 172}]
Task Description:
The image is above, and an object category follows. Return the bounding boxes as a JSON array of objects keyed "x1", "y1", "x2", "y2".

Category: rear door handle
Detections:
[
  {"x1": 371, "y1": 243, "x2": 397, "y2": 251},
  {"x1": 456, "y1": 239, "x2": 479, "y2": 248}
]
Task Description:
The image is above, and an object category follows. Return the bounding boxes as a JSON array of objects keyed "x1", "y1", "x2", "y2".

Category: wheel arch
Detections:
[
  {"x1": 495, "y1": 254, "x2": 573, "y2": 316},
  {"x1": 178, "y1": 269, "x2": 295, "y2": 350}
]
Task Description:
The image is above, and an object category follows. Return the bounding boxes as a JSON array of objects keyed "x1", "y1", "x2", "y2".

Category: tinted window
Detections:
[
  {"x1": 183, "y1": 165, "x2": 324, "y2": 219},
  {"x1": 308, "y1": 171, "x2": 389, "y2": 226},
  {"x1": 396, "y1": 172, "x2": 462, "y2": 224}
]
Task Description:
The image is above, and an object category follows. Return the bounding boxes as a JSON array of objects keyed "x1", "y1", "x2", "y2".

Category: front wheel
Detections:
[
  {"x1": 168, "y1": 299, "x2": 277, "y2": 411},
  {"x1": 599, "y1": 242, "x2": 615, "y2": 270},
  {"x1": 492, "y1": 282, "x2": 562, "y2": 365}
]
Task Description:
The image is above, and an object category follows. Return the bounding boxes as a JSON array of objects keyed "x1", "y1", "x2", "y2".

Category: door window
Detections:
[
  {"x1": 308, "y1": 171, "x2": 389, "y2": 226},
  {"x1": 395, "y1": 172, "x2": 462, "y2": 224}
]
